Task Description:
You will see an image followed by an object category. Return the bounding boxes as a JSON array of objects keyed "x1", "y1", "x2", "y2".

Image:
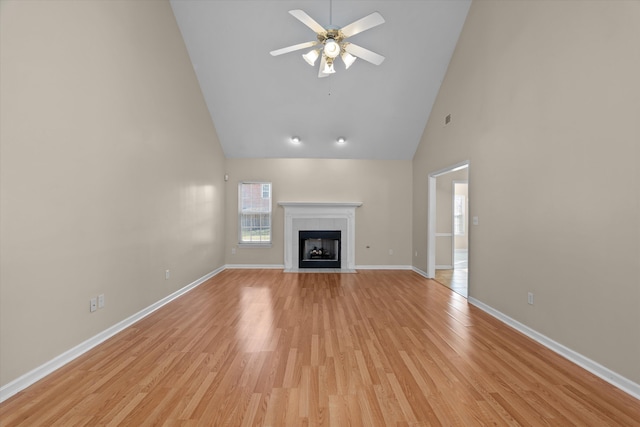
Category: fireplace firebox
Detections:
[{"x1": 299, "y1": 230, "x2": 341, "y2": 269}]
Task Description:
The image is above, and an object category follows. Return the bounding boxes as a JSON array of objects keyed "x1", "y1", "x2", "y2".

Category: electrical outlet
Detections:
[
  {"x1": 388, "y1": 249, "x2": 393, "y2": 255},
  {"x1": 90, "y1": 297, "x2": 97, "y2": 313},
  {"x1": 165, "y1": 269, "x2": 170, "y2": 280},
  {"x1": 231, "y1": 247, "x2": 236, "y2": 255},
  {"x1": 98, "y1": 294, "x2": 105, "y2": 309},
  {"x1": 527, "y1": 292, "x2": 534, "y2": 305},
  {"x1": 415, "y1": 251, "x2": 418, "y2": 257}
]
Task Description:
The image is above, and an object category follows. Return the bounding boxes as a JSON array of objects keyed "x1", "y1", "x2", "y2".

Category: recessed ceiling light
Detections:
[
  {"x1": 291, "y1": 136, "x2": 301, "y2": 144},
  {"x1": 336, "y1": 137, "x2": 346, "y2": 144}
]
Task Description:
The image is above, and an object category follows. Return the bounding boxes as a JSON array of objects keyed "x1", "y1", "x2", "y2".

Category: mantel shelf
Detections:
[{"x1": 278, "y1": 202, "x2": 363, "y2": 208}]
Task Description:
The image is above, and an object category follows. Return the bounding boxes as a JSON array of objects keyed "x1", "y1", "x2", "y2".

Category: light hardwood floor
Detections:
[
  {"x1": 434, "y1": 268, "x2": 467, "y2": 295},
  {"x1": 435, "y1": 249, "x2": 468, "y2": 297},
  {"x1": 1, "y1": 269, "x2": 638, "y2": 426}
]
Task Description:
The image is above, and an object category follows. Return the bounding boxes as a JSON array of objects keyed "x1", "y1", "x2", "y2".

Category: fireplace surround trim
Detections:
[{"x1": 278, "y1": 202, "x2": 362, "y2": 272}]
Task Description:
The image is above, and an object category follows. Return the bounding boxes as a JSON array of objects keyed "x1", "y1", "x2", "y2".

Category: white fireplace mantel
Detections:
[{"x1": 278, "y1": 202, "x2": 362, "y2": 272}]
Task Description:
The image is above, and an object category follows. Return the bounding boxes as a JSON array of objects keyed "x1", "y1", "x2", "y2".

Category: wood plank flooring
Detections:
[
  {"x1": 1, "y1": 269, "x2": 639, "y2": 426},
  {"x1": 434, "y1": 268, "x2": 467, "y2": 296}
]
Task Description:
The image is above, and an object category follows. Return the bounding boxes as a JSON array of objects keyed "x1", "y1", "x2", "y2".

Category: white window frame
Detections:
[
  {"x1": 261, "y1": 183, "x2": 270, "y2": 199},
  {"x1": 238, "y1": 181, "x2": 272, "y2": 246}
]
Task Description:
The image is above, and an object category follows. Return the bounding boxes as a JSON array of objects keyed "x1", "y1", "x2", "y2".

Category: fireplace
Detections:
[
  {"x1": 299, "y1": 230, "x2": 341, "y2": 269},
  {"x1": 278, "y1": 202, "x2": 362, "y2": 272}
]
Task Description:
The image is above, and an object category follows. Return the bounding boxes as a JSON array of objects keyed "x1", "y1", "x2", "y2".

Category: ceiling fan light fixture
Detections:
[
  {"x1": 323, "y1": 39, "x2": 340, "y2": 59},
  {"x1": 322, "y1": 59, "x2": 336, "y2": 74},
  {"x1": 291, "y1": 136, "x2": 301, "y2": 144},
  {"x1": 336, "y1": 137, "x2": 346, "y2": 144},
  {"x1": 302, "y1": 49, "x2": 320, "y2": 66},
  {"x1": 341, "y1": 51, "x2": 357, "y2": 69}
]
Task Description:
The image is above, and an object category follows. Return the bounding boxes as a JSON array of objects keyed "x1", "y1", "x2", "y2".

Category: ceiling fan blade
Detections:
[
  {"x1": 289, "y1": 10, "x2": 327, "y2": 35},
  {"x1": 344, "y1": 43, "x2": 385, "y2": 66},
  {"x1": 318, "y1": 55, "x2": 330, "y2": 78},
  {"x1": 340, "y1": 12, "x2": 385, "y2": 38},
  {"x1": 270, "y1": 41, "x2": 318, "y2": 56}
]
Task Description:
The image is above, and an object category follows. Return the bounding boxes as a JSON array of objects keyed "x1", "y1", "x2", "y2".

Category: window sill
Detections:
[{"x1": 238, "y1": 243, "x2": 272, "y2": 248}]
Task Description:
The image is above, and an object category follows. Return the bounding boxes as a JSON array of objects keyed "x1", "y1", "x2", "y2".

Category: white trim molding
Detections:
[
  {"x1": 356, "y1": 265, "x2": 413, "y2": 270},
  {"x1": 225, "y1": 264, "x2": 284, "y2": 270},
  {"x1": 226, "y1": 264, "x2": 415, "y2": 272},
  {"x1": 468, "y1": 297, "x2": 640, "y2": 400},
  {"x1": 278, "y1": 202, "x2": 362, "y2": 272},
  {"x1": 0, "y1": 266, "x2": 225, "y2": 403},
  {"x1": 427, "y1": 161, "x2": 470, "y2": 279},
  {"x1": 412, "y1": 266, "x2": 430, "y2": 279}
]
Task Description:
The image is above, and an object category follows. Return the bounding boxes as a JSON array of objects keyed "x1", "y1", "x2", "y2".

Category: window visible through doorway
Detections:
[
  {"x1": 454, "y1": 194, "x2": 465, "y2": 235},
  {"x1": 239, "y1": 182, "x2": 272, "y2": 244}
]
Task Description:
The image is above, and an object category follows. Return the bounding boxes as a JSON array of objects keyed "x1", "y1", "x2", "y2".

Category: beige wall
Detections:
[
  {"x1": 225, "y1": 159, "x2": 413, "y2": 267},
  {"x1": 413, "y1": 0, "x2": 640, "y2": 384},
  {"x1": 0, "y1": 0, "x2": 226, "y2": 386}
]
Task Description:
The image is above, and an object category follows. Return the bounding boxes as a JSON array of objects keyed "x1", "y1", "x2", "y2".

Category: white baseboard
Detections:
[
  {"x1": 435, "y1": 264, "x2": 453, "y2": 269},
  {"x1": 468, "y1": 297, "x2": 640, "y2": 400},
  {"x1": 0, "y1": 266, "x2": 225, "y2": 403},
  {"x1": 224, "y1": 264, "x2": 415, "y2": 271},
  {"x1": 411, "y1": 266, "x2": 431, "y2": 279},
  {"x1": 355, "y1": 265, "x2": 413, "y2": 270},
  {"x1": 224, "y1": 264, "x2": 285, "y2": 269}
]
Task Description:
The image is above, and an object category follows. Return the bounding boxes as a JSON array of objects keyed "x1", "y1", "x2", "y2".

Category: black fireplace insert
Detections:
[{"x1": 299, "y1": 230, "x2": 341, "y2": 269}]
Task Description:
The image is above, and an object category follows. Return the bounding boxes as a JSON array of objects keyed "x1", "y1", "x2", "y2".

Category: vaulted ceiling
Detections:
[{"x1": 169, "y1": 0, "x2": 471, "y2": 160}]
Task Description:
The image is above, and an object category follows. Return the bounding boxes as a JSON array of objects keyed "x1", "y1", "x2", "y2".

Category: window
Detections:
[
  {"x1": 454, "y1": 194, "x2": 465, "y2": 235},
  {"x1": 239, "y1": 182, "x2": 272, "y2": 244},
  {"x1": 261, "y1": 184, "x2": 270, "y2": 199}
]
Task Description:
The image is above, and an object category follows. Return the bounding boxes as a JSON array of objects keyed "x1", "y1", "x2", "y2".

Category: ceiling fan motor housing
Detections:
[{"x1": 317, "y1": 29, "x2": 344, "y2": 43}]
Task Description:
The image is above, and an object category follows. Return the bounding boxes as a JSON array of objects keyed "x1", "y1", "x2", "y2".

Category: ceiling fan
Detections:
[{"x1": 270, "y1": 8, "x2": 385, "y2": 78}]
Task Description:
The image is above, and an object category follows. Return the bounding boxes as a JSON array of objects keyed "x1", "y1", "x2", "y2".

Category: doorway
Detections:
[{"x1": 427, "y1": 162, "x2": 469, "y2": 298}]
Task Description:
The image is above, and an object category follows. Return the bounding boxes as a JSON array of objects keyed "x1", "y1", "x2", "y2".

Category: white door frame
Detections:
[
  {"x1": 427, "y1": 161, "x2": 469, "y2": 279},
  {"x1": 451, "y1": 179, "x2": 468, "y2": 267}
]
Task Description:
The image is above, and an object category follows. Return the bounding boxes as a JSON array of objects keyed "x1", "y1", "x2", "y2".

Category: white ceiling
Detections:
[{"x1": 170, "y1": 0, "x2": 471, "y2": 160}]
